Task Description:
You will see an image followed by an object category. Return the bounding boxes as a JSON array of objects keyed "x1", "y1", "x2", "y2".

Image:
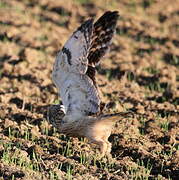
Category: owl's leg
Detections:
[
  {"x1": 101, "y1": 134, "x2": 113, "y2": 159},
  {"x1": 99, "y1": 141, "x2": 108, "y2": 157},
  {"x1": 89, "y1": 138, "x2": 108, "y2": 157},
  {"x1": 105, "y1": 141, "x2": 113, "y2": 160},
  {"x1": 106, "y1": 141, "x2": 112, "y2": 154},
  {"x1": 101, "y1": 132, "x2": 112, "y2": 154}
]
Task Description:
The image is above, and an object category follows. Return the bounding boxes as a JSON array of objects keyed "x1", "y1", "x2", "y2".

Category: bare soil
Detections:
[{"x1": 0, "y1": 0, "x2": 179, "y2": 179}]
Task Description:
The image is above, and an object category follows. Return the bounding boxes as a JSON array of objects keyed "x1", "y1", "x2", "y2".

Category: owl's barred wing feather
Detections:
[
  {"x1": 62, "y1": 11, "x2": 119, "y2": 76},
  {"x1": 86, "y1": 11, "x2": 119, "y2": 86},
  {"x1": 58, "y1": 11, "x2": 119, "y2": 84},
  {"x1": 88, "y1": 11, "x2": 119, "y2": 65}
]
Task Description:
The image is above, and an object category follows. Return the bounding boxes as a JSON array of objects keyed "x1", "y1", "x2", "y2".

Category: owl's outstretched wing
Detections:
[
  {"x1": 52, "y1": 11, "x2": 119, "y2": 116},
  {"x1": 52, "y1": 19, "x2": 100, "y2": 115}
]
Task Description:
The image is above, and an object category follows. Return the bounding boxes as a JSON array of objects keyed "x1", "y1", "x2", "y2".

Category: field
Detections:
[{"x1": 0, "y1": 0, "x2": 179, "y2": 179}]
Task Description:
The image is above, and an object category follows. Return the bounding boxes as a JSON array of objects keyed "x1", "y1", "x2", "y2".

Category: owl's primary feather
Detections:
[
  {"x1": 87, "y1": 11, "x2": 118, "y2": 86},
  {"x1": 49, "y1": 11, "x2": 128, "y2": 157}
]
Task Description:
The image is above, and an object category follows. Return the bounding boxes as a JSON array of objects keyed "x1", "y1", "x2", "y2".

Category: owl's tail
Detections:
[
  {"x1": 89, "y1": 111, "x2": 133, "y2": 127},
  {"x1": 99, "y1": 111, "x2": 133, "y2": 122}
]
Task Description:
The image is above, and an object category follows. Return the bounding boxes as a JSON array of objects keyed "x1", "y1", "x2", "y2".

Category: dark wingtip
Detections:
[
  {"x1": 87, "y1": 10, "x2": 119, "y2": 66},
  {"x1": 99, "y1": 11, "x2": 119, "y2": 20}
]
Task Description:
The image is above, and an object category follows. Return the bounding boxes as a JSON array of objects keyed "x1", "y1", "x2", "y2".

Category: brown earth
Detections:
[{"x1": 0, "y1": 0, "x2": 179, "y2": 179}]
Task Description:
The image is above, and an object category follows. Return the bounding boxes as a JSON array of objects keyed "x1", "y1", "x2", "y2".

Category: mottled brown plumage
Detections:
[{"x1": 48, "y1": 104, "x2": 133, "y2": 156}]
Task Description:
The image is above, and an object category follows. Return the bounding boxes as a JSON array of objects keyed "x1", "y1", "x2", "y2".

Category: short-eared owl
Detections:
[{"x1": 48, "y1": 11, "x2": 132, "y2": 156}]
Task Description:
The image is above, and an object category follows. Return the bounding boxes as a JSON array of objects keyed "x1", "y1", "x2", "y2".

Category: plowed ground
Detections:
[{"x1": 0, "y1": 0, "x2": 179, "y2": 179}]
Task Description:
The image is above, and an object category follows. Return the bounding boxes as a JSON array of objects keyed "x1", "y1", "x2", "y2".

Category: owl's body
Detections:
[
  {"x1": 53, "y1": 65, "x2": 100, "y2": 117},
  {"x1": 49, "y1": 11, "x2": 131, "y2": 156}
]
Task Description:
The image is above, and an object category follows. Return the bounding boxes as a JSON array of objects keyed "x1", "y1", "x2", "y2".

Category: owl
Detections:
[{"x1": 48, "y1": 11, "x2": 132, "y2": 157}]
